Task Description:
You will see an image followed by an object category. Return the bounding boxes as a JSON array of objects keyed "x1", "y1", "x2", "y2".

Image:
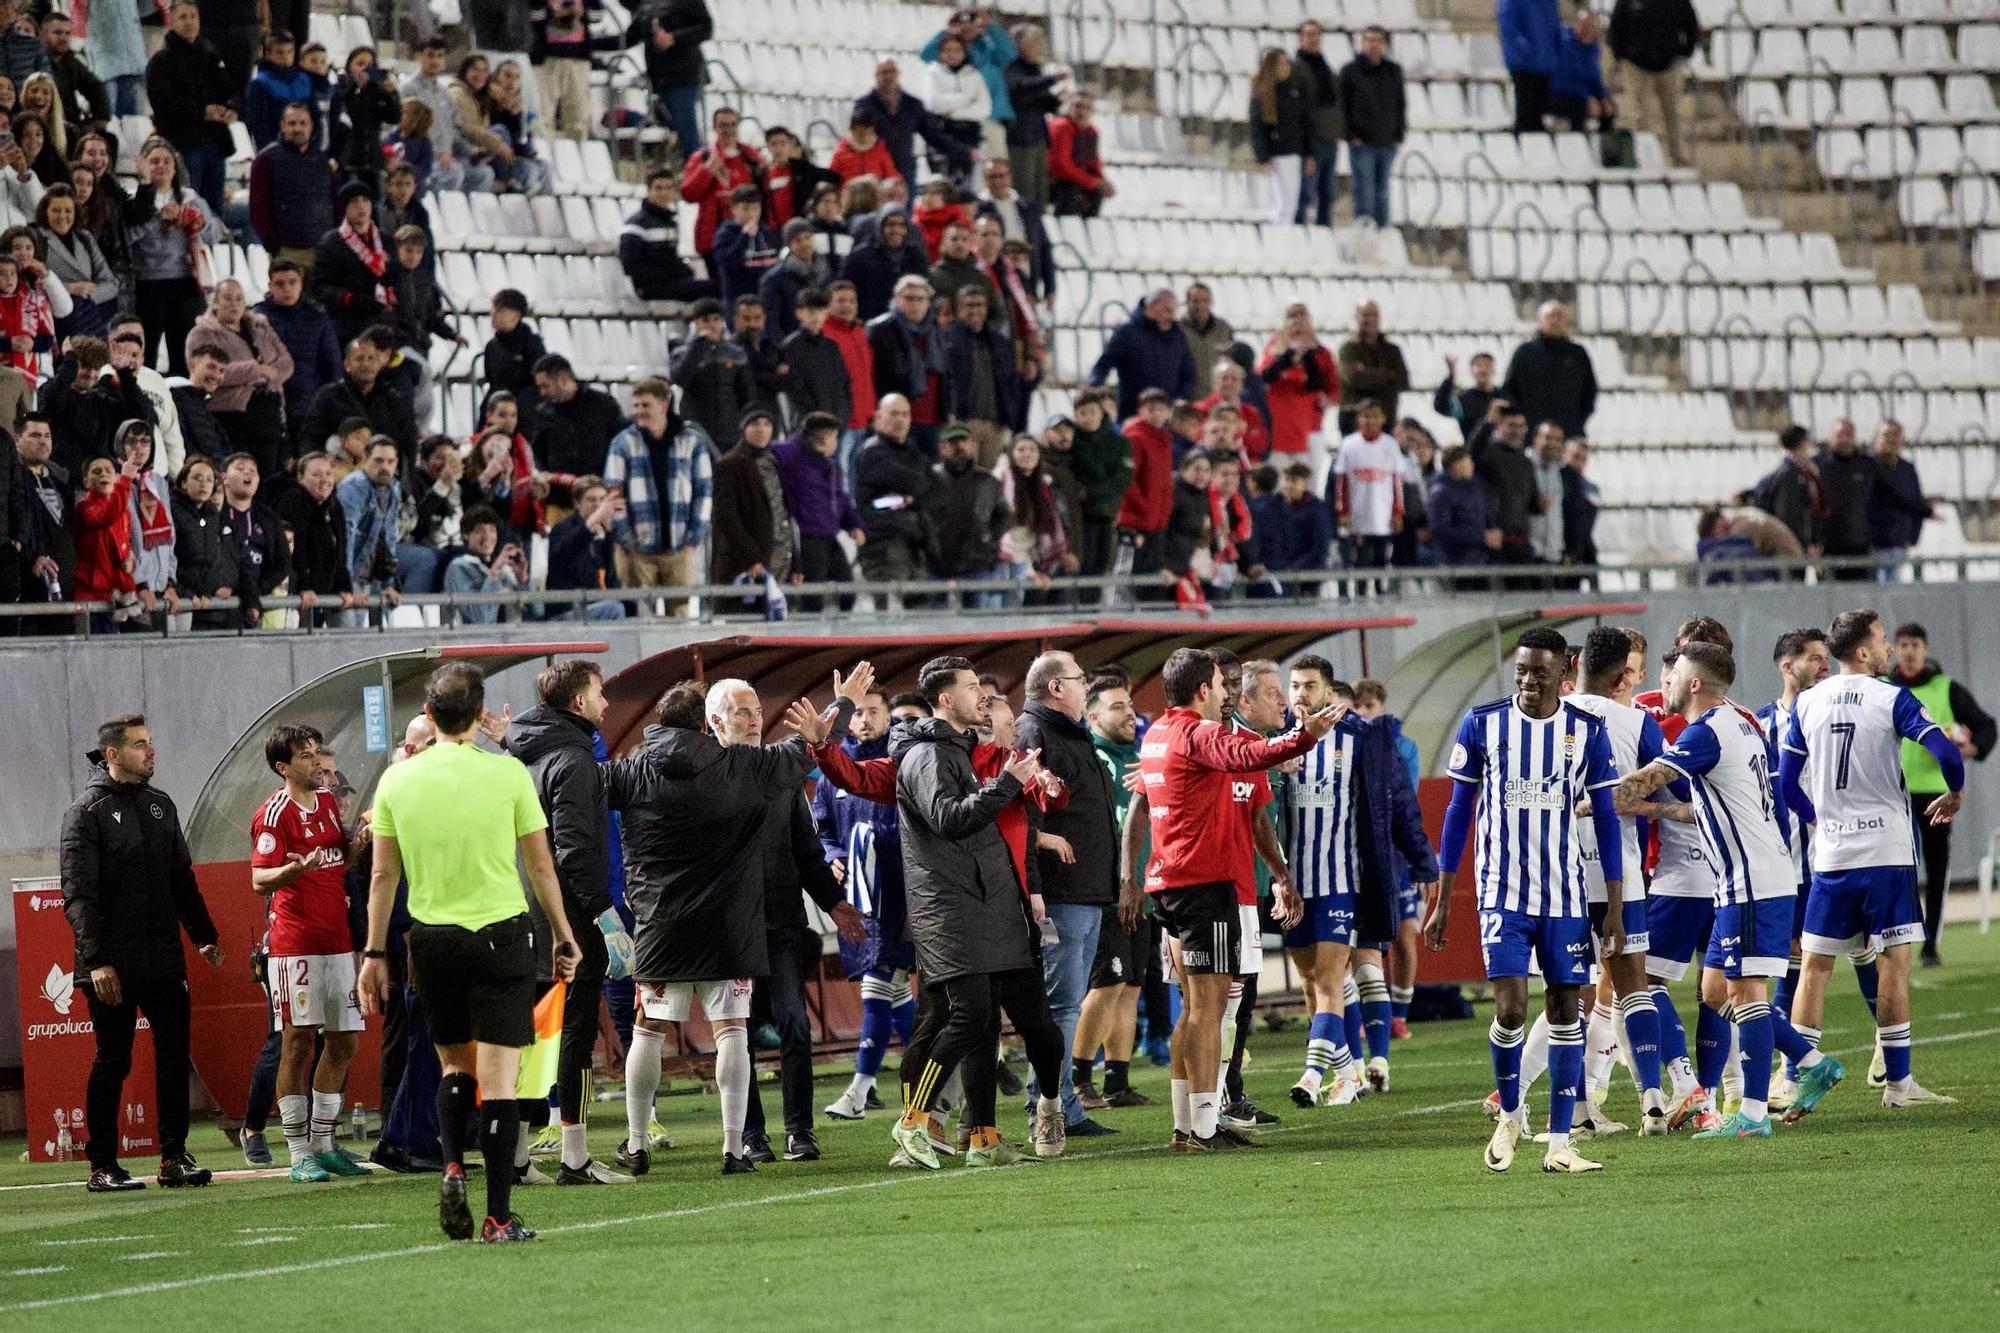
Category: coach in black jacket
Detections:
[
  {"x1": 505, "y1": 662, "x2": 632, "y2": 1181},
  {"x1": 737, "y1": 714, "x2": 860, "y2": 1160},
  {"x1": 886, "y1": 656, "x2": 1068, "y2": 1158},
  {"x1": 60, "y1": 716, "x2": 223, "y2": 1191},
  {"x1": 1014, "y1": 649, "x2": 1119, "y2": 1128},
  {"x1": 602, "y1": 682, "x2": 818, "y2": 1171}
]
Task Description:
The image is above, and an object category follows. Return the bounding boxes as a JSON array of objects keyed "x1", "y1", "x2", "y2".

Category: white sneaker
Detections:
[
  {"x1": 1484, "y1": 1117, "x2": 1525, "y2": 1172},
  {"x1": 890, "y1": 1120, "x2": 940, "y2": 1170},
  {"x1": 823, "y1": 1090, "x2": 867, "y2": 1121},
  {"x1": 1365, "y1": 1056, "x2": 1391, "y2": 1093},
  {"x1": 517, "y1": 1161, "x2": 554, "y2": 1185},
  {"x1": 1542, "y1": 1143, "x2": 1605, "y2": 1173},
  {"x1": 646, "y1": 1118, "x2": 675, "y2": 1150},
  {"x1": 1577, "y1": 1103, "x2": 1628, "y2": 1137},
  {"x1": 1031, "y1": 1104, "x2": 1067, "y2": 1159},
  {"x1": 1768, "y1": 1074, "x2": 1797, "y2": 1112},
  {"x1": 1323, "y1": 1073, "x2": 1365, "y2": 1106},
  {"x1": 1867, "y1": 1040, "x2": 1889, "y2": 1089},
  {"x1": 1882, "y1": 1078, "x2": 1957, "y2": 1108},
  {"x1": 1639, "y1": 1109, "x2": 1669, "y2": 1136}
]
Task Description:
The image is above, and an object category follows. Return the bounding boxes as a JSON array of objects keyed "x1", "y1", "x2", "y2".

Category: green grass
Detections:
[{"x1": 4, "y1": 923, "x2": 1999, "y2": 1330}]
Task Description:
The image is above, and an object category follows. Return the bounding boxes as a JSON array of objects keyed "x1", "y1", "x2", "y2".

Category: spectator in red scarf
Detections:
[
  {"x1": 997, "y1": 430, "x2": 1073, "y2": 604},
  {"x1": 0, "y1": 252, "x2": 54, "y2": 386},
  {"x1": 1207, "y1": 449, "x2": 1260, "y2": 591},
  {"x1": 1257, "y1": 300, "x2": 1339, "y2": 480},
  {"x1": 117, "y1": 419, "x2": 180, "y2": 628},
  {"x1": 678, "y1": 104, "x2": 766, "y2": 258},
  {"x1": 468, "y1": 390, "x2": 559, "y2": 536},
  {"x1": 311, "y1": 179, "x2": 399, "y2": 347},
  {"x1": 73, "y1": 453, "x2": 138, "y2": 630}
]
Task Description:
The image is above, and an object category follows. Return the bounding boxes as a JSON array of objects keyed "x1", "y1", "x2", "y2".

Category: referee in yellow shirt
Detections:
[{"x1": 359, "y1": 663, "x2": 579, "y2": 1245}]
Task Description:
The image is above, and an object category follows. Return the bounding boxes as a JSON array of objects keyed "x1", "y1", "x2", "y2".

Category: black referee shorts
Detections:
[
  {"x1": 1089, "y1": 903, "x2": 1148, "y2": 989},
  {"x1": 410, "y1": 914, "x2": 536, "y2": 1048},
  {"x1": 1150, "y1": 882, "x2": 1239, "y2": 976}
]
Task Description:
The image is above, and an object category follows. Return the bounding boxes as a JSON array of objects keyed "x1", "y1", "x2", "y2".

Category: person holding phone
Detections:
[{"x1": 441, "y1": 505, "x2": 525, "y2": 624}]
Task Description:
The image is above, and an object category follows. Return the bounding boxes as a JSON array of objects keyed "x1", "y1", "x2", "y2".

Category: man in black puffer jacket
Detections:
[
  {"x1": 885, "y1": 655, "x2": 1068, "y2": 1168},
  {"x1": 60, "y1": 714, "x2": 224, "y2": 1193},
  {"x1": 503, "y1": 659, "x2": 633, "y2": 1186},
  {"x1": 708, "y1": 679, "x2": 862, "y2": 1164},
  {"x1": 600, "y1": 679, "x2": 822, "y2": 1177}
]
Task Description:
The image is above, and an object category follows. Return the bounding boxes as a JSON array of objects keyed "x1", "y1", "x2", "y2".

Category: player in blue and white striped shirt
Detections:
[
  {"x1": 1779, "y1": 609, "x2": 1966, "y2": 1110},
  {"x1": 1616, "y1": 640, "x2": 1836, "y2": 1140},
  {"x1": 1430, "y1": 628, "x2": 1624, "y2": 1175}
]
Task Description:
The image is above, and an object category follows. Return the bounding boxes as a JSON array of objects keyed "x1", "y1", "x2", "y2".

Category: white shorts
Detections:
[
  {"x1": 638, "y1": 978, "x2": 753, "y2": 1023},
  {"x1": 1236, "y1": 903, "x2": 1263, "y2": 976},
  {"x1": 270, "y1": 952, "x2": 364, "y2": 1033}
]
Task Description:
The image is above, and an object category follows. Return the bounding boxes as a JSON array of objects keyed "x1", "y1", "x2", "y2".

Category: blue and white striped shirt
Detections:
[
  {"x1": 1659, "y1": 704, "x2": 1795, "y2": 905},
  {"x1": 1286, "y1": 727, "x2": 1360, "y2": 901},
  {"x1": 1446, "y1": 697, "x2": 1619, "y2": 918}
]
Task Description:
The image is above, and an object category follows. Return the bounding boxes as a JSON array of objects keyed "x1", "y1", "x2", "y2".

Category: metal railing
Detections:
[{"x1": 10, "y1": 552, "x2": 2000, "y2": 640}]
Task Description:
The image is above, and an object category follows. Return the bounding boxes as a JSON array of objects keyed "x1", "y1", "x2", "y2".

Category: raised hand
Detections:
[
  {"x1": 784, "y1": 698, "x2": 830, "y2": 745},
  {"x1": 1301, "y1": 701, "x2": 1348, "y2": 738},
  {"x1": 1002, "y1": 747, "x2": 1042, "y2": 785},
  {"x1": 834, "y1": 660, "x2": 876, "y2": 705}
]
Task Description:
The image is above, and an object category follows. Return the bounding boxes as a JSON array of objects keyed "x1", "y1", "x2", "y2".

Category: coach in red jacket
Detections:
[{"x1": 1126, "y1": 647, "x2": 1339, "y2": 1150}]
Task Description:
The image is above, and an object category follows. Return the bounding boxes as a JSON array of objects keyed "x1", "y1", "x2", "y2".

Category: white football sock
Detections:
[
  {"x1": 1520, "y1": 1011, "x2": 1553, "y2": 1091},
  {"x1": 844, "y1": 1072, "x2": 877, "y2": 1102},
  {"x1": 308, "y1": 1090, "x2": 341, "y2": 1154},
  {"x1": 279, "y1": 1093, "x2": 311, "y2": 1164},
  {"x1": 560, "y1": 1122, "x2": 589, "y2": 1172},
  {"x1": 1741, "y1": 1097, "x2": 1768, "y2": 1121},
  {"x1": 716, "y1": 1023, "x2": 750, "y2": 1158},
  {"x1": 1191, "y1": 1089, "x2": 1220, "y2": 1139},
  {"x1": 1170, "y1": 1078, "x2": 1192, "y2": 1134},
  {"x1": 625, "y1": 1026, "x2": 665, "y2": 1150},
  {"x1": 1584, "y1": 1002, "x2": 1620, "y2": 1095}
]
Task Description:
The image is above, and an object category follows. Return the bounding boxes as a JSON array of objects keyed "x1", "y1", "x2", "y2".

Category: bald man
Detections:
[{"x1": 1500, "y1": 301, "x2": 1597, "y2": 439}]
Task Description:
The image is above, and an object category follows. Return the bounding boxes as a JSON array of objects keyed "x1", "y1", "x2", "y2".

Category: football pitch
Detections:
[{"x1": 4, "y1": 924, "x2": 1998, "y2": 1331}]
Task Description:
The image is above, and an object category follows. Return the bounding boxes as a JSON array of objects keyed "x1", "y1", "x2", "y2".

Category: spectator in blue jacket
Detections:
[
  {"x1": 1868, "y1": 418, "x2": 1930, "y2": 578},
  {"x1": 1426, "y1": 445, "x2": 1495, "y2": 583},
  {"x1": 1258, "y1": 459, "x2": 1332, "y2": 586},
  {"x1": 253, "y1": 259, "x2": 343, "y2": 448},
  {"x1": 710, "y1": 185, "x2": 781, "y2": 313},
  {"x1": 1086, "y1": 289, "x2": 1197, "y2": 422},
  {"x1": 1549, "y1": 9, "x2": 1615, "y2": 132},
  {"x1": 242, "y1": 30, "x2": 316, "y2": 149},
  {"x1": 920, "y1": 8, "x2": 1019, "y2": 155},
  {"x1": 1498, "y1": 0, "x2": 1562, "y2": 134}
]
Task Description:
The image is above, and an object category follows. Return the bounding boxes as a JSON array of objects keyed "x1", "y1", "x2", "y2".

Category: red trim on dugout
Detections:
[
  {"x1": 436, "y1": 641, "x2": 611, "y2": 658},
  {"x1": 1534, "y1": 603, "x2": 1646, "y2": 618}
]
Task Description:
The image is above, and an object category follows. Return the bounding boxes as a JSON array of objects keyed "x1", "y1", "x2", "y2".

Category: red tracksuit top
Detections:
[{"x1": 1138, "y1": 707, "x2": 1314, "y2": 893}]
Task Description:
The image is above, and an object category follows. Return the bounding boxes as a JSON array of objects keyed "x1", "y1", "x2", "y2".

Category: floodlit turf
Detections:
[{"x1": 4, "y1": 923, "x2": 1998, "y2": 1330}]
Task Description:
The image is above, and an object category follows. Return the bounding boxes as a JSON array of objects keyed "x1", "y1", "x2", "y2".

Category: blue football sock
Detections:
[
  {"x1": 1735, "y1": 1002, "x2": 1774, "y2": 1108},
  {"x1": 1774, "y1": 961, "x2": 1802, "y2": 1077},
  {"x1": 1651, "y1": 984, "x2": 1689, "y2": 1068},
  {"x1": 1695, "y1": 1003, "x2": 1731, "y2": 1090},
  {"x1": 891, "y1": 997, "x2": 915, "y2": 1048},
  {"x1": 1489, "y1": 1020, "x2": 1525, "y2": 1114},
  {"x1": 1303, "y1": 1011, "x2": 1345, "y2": 1078},
  {"x1": 1852, "y1": 952, "x2": 1880, "y2": 1020},
  {"x1": 1357, "y1": 964, "x2": 1392, "y2": 1061},
  {"x1": 1879, "y1": 1021, "x2": 1912, "y2": 1083},
  {"x1": 855, "y1": 996, "x2": 892, "y2": 1077},
  {"x1": 1390, "y1": 984, "x2": 1413, "y2": 1025},
  {"x1": 1547, "y1": 1022, "x2": 1585, "y2": 1136},
  {"x1": 1618, "y1": 991, "x2": 1663, "y2": 1093}
]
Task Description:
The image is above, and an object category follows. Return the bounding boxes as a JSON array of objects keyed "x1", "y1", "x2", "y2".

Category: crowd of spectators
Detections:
[
  {"x1": 0, "y1": 0, "x2": 1875, "y2": 635},
  {"x1": 1698, "y1": 416, "x2": 1932, "y2": 584}
]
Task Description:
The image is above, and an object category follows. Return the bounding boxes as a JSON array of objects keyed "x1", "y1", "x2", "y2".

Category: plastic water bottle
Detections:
[
  {"x1": 349, "y1": 1106, "x2": 367, "y2": 1141},
  {"x1": 54, "y1": 1110, "x2": 71, "y2": 1161}
]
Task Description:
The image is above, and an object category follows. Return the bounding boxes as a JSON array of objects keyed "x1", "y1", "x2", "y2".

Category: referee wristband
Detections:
[{"x1": 362, "y1": 948, "x2": 388, "y2": 960}]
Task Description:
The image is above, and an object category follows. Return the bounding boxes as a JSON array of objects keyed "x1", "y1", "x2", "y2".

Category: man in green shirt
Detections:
[
  {"x1": 1887, "y1": 623, "x2": 1994, "y2": 966},
  {"x1": 360, "y1": 663, "x2": 579, "y2": 1246},
  {"x1": 1073, "y1": 671, "x2": 1156, "y2": 1107}
]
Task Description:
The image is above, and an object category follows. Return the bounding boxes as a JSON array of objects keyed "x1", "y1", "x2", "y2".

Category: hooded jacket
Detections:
[
  {"x1": 839, "y1": 215, "x2": 930, "y2": 321},
  {"x1": 504, "y1": 704, "x2": 613, "y2": 924},
  {"x1": 1270, "y1": 713, "x2": 1437, "y2": 945},
  {"x1": 759, "y1": 787, "x2": 844, "y2": 930},
  {"x1": 1114, "y1": 414, "x2": 1174, "y2": 533},
  {"x1": 1088, "y1": 305, "x2": 1198, "y2": 421},
  {"x1": 171, "y1": 490, "x2": 239, "y2": 597},
  {"x1": 244, "y1": 59, "x2": 321, "y2": 148},
  {"x1": 1016, "y1": 700, "x2": 1118, "y2": 906},
  {"x1": 669, "y1": 335, "x2": 756, "y2": 451},
  {"x1": 60, "y1": 762, "x2": 218, "y2": 981},
  {"x1": 889, "y1": 717, "x2": 1032, "y2": 981},
  {"x1": 602, "y1": 724, "x2": 814, "y2": 981}
]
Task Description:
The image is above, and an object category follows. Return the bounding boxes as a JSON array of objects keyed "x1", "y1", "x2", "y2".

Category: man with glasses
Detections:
[{"x1": 1015, "y1": 651, "x2": 1121, "y2": 1139}]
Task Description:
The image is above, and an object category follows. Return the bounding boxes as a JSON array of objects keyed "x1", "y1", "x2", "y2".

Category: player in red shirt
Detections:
[
  {"x1": 251, "y1": 724, "x2": 370, "y2": 1184},
  {"x1": 1121, "y1": 648, "x2": 1337, "y2": 1150}
]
